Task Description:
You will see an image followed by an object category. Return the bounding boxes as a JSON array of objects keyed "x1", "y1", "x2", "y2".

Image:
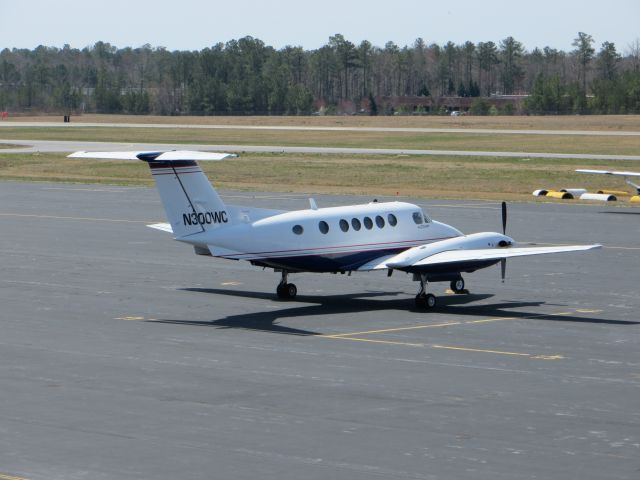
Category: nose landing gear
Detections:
[{"x1": 276, "y1": 270, "x2": 297, "y2": 300}]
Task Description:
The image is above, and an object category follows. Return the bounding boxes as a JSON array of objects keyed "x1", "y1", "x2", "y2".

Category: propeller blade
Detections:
[
  {"x1": 501, "y1": 201, "x2": 507, "y2": 235},
  {"x1": 501, "y1": 258, "x2": 506, "y2": 283}
]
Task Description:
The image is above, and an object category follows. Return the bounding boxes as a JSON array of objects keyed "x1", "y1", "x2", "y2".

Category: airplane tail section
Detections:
[{"x1": 68, "y1": 150, "x2": 236, "y2": 238}]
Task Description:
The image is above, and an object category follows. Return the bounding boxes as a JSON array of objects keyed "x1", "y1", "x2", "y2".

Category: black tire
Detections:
[
  {"x1": 286, "y1": 283, "x2": 297, "y2": 299},
  {"x1": 276, "y1": 284, "x2": 287, "y2": 299},
  {"x1": 415, "y1": 293, "x2": 437, "y2": 309},
  {"x1": 450, "y1": 278, "x2": 465, "y2": 293},
  {"x1": 425, "y1": 293, "x2": 436, "y2": 308}
]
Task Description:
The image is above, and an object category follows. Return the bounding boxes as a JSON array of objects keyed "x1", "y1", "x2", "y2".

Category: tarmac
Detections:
[{"x1": 1, "y1": 181, "x2": 639, "y2": 480}]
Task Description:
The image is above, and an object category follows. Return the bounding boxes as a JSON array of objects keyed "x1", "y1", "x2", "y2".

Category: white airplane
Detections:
[
  {"x1": 576, "y1": 169, "x2": 640, "y2": 196},
  {"x1": 70, "y1": 150, "x2": 601, "y2": 309}
]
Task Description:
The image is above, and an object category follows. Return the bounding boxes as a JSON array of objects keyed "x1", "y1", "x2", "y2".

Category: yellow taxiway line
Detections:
[{"x1": 0, "y1": 473, "x2": 29, "y2": 480}]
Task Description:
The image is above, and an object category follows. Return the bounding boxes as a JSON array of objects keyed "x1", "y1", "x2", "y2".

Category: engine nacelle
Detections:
[{"x1": 387, "y1": 232, "x2": 514, "y2": 268}]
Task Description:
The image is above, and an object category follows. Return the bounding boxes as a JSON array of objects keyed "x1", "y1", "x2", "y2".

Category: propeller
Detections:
[
  {"x1": 501, "y1": 201, "x2": 507, "y2": 283},
  {"x1": 501, "y1": 201, "x2": 507, "y2": 235}
]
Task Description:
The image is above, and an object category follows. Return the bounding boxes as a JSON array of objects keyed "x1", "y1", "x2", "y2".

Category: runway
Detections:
[
  {"x1": 1, "y1": 181, "x2": 639, "y2": 480},
  {"x1": 2, "y1": 138, "x2": 640, "y2": 161}
]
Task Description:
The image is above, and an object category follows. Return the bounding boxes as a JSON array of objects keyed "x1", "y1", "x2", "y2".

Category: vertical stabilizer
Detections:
[{"x1": 142, "y1": 156, "x2": 232, "y2": 238}]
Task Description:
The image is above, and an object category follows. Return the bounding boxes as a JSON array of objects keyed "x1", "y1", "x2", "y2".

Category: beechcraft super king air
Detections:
[{"x1": 70, "y1": 150, "x2": 601, "y2": 309}]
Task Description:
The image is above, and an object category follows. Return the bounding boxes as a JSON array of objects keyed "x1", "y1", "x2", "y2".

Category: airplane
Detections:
[
  {"x1": 70, "y1": 150, "x2": 601, "y2": 309},
  {"x1": 576, "y1": 169, "x2": 640, "y2": 197}
]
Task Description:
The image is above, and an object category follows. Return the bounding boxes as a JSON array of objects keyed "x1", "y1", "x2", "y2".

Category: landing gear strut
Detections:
[
  {"x1": 415, "y1": 274, "x2": 436, "y2": 309},
  {"x1": 276, "y1": 270, "x2": 297, "y2": 300}
]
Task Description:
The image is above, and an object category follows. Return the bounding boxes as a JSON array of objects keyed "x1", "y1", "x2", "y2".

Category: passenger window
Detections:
[
  {"x1": 351, "y1": 218, "x2": 361, "y2": 231},
  {"x1": 339, "y1": 219, "x2": 349, "y2": 232},
  {"x1": 318, "y1": 221, "x2": 329, "y2": 234},
  {"x1": 375, "y1": 215, "x2": 385, "y2": 228},
  {"x1": 388, "y1": 213, "x2": 398, "y2": 226},
  {"x1": 292, "y1": 225, "x2": 303, "y2": 235},
  {"x1": 363, "y1": 217, "x2": 373, "y2": 230},
  {"x1": 412, "y1": 212, "x2": 424, "y2": 225}
]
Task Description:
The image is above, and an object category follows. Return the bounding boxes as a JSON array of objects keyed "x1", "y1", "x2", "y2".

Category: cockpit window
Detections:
[
  {"x1": 412, "y1": 212, "x2": 424, "y2": 225},
  {"x1": 423, "y1": 213, "x2": 431, "y2": 223}
]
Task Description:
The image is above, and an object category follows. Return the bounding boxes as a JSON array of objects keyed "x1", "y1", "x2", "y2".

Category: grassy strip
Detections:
[
  {"x1": 0, "y1": 126, "x2": 639, "y2": 155},
  {"x1": 2, "y1": 152, "x2": 638, "y2": 201},
  {"x1": 9, "y1": 113, "x2": 640, "y2": 131}
]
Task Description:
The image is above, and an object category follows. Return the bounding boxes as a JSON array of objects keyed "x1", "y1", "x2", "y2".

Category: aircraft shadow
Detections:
[
  {"x1": 146, "y1": 287, "x2": 639, "y2": 336},
  {"x1": 597, "y1": 210, "x2": 640, "y2": 216}
]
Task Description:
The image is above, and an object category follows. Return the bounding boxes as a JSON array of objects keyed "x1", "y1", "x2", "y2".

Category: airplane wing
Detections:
[
  {"x1": 576, "y1": 169, "x2": 640, "y2": 177},
  {"x1": 407, "y1": 244, "x2": 601, "y2": 268},
  {"x1": 358, "y1": 244, "x2": 601, "y2": 272}
]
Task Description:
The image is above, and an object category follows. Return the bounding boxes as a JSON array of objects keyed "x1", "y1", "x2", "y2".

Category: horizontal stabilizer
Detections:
[
  {"x1": 68, "y1": 150, "x2": 236, "y2": 161},
  {"x1": 147, "y1": 223, "x2": 173, "y2": 233}
]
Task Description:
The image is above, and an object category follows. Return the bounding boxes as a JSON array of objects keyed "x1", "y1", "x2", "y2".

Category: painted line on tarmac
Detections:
[
  {"x1": 0, "y1": 473, "x2": 30, "y2": 480},
  {"x1": 323, "y1": 309, "x2": 578, "y2": 339},
  {"x1": 321, "y1": 335, "x2": 563, "y2": 360}
]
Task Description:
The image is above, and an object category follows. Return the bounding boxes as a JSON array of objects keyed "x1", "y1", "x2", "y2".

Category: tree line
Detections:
[{"x1": 1, "y1": 33, "x2": 639, "y2": 116}]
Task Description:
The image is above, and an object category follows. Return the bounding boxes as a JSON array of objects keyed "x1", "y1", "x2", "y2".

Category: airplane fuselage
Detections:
[{"x1": 181, "y1": 201, "x2": 464, "y2": 273}]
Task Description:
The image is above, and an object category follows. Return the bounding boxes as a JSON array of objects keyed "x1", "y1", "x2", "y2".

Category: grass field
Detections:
[
  {"x1": 1, "y1": 114, "x2": 639, "y2": 201},
  {"x1": 2, "y1": 151, "x2": 638, "y2": 201},
  {"x1": 7, "y1": 113, "x2": 640, "y2": 131}
]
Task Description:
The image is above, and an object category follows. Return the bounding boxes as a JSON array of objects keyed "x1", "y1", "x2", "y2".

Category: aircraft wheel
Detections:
[
  {"x1": 277, "y1": 283, "x2": 297, "y2": 299},
  {"x1": 450, "y1": 278, "x2": 465, "y2": 294},
  {"x1": 286, "y1": 283, "x2": 297, "y2": 299},
  {"x1": 415, "y1": 293, "x2": 436, "y2": 309}
]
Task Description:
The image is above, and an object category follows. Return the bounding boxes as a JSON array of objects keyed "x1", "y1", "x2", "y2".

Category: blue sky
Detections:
[{"x1": 2, "y1": 0, "x2": 639, "y2": 53}]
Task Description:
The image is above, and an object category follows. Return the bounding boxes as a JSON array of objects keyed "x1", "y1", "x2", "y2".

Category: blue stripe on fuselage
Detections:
[{"x1": 251, "y1": 248, "x2": 404, "y2": 272}]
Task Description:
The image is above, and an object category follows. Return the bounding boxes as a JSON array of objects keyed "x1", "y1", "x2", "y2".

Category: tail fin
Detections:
[{"x1": 68, "y1": 150, "x2": 236, "y2": 238}]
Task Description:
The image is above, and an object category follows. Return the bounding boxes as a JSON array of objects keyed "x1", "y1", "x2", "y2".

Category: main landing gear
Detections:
[
  {"x1": 414, "y1": 275, "x2": 467, "y2": 309},
  {"x1": 415, "y1": 274, "x2": 437, "y2": 309},
  {"x1": 276, "y1": 270, "x2": 297, "y2": 300}
]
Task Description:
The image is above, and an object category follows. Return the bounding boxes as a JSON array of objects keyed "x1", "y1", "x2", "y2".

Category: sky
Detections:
[{"x1": 2, "y1": 0, "x2": 639, "y2": 53}]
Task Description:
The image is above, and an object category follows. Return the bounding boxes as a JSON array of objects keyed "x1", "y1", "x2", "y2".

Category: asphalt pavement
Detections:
[{"x1": 1, "y1": 181, "x2": 639, "y2": 480}]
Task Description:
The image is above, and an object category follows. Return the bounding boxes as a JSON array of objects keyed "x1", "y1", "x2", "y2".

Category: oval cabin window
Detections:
[
  {"x1": 318, "y1": 221, "x2": 329, "y2": 234},
  {"x1": 339, "y1": 219, "x2": 349, "y2": 232},
  {"x1": 292, "y1": 225, "x2": 304, "y2": 235}
]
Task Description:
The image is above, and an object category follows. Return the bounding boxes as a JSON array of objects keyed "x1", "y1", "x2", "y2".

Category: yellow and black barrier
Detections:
[{"x1": 545, "y1": 191, "x2": 574, "y2": 200}]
